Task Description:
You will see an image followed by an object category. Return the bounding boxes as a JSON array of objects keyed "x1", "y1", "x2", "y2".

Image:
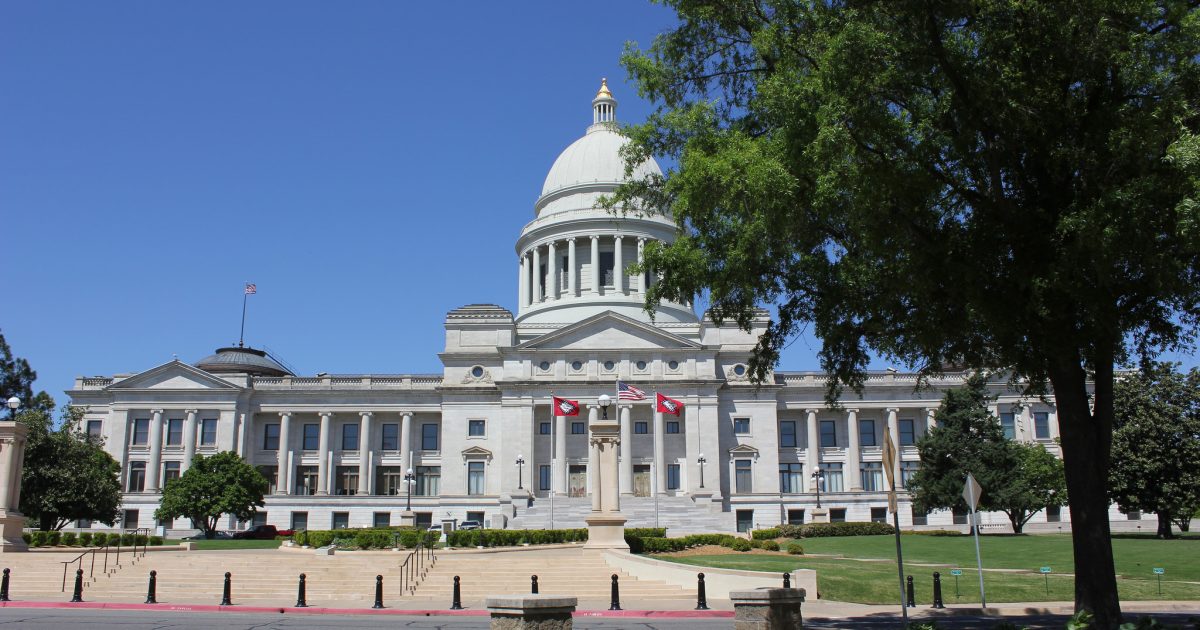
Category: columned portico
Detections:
[
  {"x1": 567, "y1": 238, "x2": 577, "y2": 297},
  {"x1": 358, "y1": 411, "x2": 372, "y2": 495},
  {"x1": 316, "y1": 411, "x2": 332, "y2": 495},
  {"x1": 182, "y1": 409, "x2": 198, "y2": 472},
  {"x1": 278, "y1": 412, "x2": 292, "y2": 494},
  {"x1": 400, "y1": 412, "x2": 413, "y2": 464},
  {"x1": 590, "y1": 235, "x2": 600, "y2": 295},
  {"x1": 532, "y1": 247, "x2": 542, "y2": 303},
  {"x1": 547, "y1": 241, "x2": 558, "y2": 300},
  {"x1": 613, "y1": 235, "x2": 625, "y2": 294},
  {"x1": 146, "y1": 409, "x2": 163, "y2": 492},
  {"x1": 846, "y1": 408, "x2": 862, "y2": 491}
]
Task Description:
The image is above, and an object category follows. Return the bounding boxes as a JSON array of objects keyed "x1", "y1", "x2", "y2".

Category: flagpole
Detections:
[
  {"x1": 549, "y1": 391, "x2": 555, "y2": 531},
  {"x1": 238, "y1": 286, "x2": 249, "y2": 348}
]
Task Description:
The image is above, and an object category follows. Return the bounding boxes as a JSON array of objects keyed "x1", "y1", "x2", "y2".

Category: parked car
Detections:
[
  {"x1": 458, "y1": 520, "x2": 482, "y2": 531},
  {"x1": 232, "y1": 525, "x2": 293, "y2": 540},
  {"x1": 428, "y1": 524, "x2": 444, "y2": 533},
  {"x1": 184, "y1": 530, "x2": 233, "y2": 540}
]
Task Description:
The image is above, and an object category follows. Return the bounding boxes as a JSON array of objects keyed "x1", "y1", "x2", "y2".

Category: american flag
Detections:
[
  {"x1": 617, "y1": 381, "x2": 646, "y2": 401},
  {"x1": 245, "y1": 283, "x2": 257, "y2": 295}
]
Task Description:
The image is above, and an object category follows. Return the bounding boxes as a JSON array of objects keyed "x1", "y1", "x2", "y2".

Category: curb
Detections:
[{"x1": 0, "y1": 601, "x2": 734, "y2": 618}]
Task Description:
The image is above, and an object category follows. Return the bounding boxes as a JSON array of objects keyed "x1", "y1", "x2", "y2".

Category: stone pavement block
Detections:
[
  {"x1": 486, "y1": 594, "x2": 578, "y2": 630},
  {"x1": 731, "y1": 587, "x2": 805, "y2": 629}
]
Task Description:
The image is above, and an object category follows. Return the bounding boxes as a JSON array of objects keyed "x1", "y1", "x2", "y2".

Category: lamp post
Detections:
[
  {"x1": 5, "y1": 397, "x2": 18, "y2": 421},
  {"x1": 404, "y1": 468, "x2": 416, "y2": 512},
  {"x1": 516, "y1": 454, "x2": 526, "y2": 489},
  {"x1": 811, "y1": 466, "x2": 825, "y2": 509},
  {"x1": 697, "y1": 454, "x2": 707, "y2": 488},
  {"x1": 598, "y1": 394, "x2": 611, "y2": 419}
]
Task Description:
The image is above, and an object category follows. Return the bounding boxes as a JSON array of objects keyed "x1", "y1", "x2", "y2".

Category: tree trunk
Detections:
[
  {"x1": 39, "y1": 514, "x2": 54, "y2": 532},
  {"x1": 1049, "y1": 350, "x2": 1122, "y2": 627},
  {"x1": 1157, "y1": 511, "x2": 1174, "y2": 539}
]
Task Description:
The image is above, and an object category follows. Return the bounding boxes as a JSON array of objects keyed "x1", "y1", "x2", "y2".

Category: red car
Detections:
[{"x1": 232, "y1": 525, "x2": 293, "y2": 540}]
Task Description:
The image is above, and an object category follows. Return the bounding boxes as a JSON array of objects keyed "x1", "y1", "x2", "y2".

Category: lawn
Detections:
[
  {"x1": 656, "y1": 534, "x2": 1200, "y2": 604},
  {"x1": 168, "y1": 538, "x2": 282, "y2": 551}
]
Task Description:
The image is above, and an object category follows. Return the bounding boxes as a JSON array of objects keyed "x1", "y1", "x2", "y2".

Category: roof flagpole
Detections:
[{"x1": 239, "y1": 282, "x2": 256, "y2": 347}]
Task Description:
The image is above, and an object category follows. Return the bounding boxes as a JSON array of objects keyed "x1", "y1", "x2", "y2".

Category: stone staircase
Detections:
[{"x1": 509, "y1": 495, "x2": 734, "y2": 535}]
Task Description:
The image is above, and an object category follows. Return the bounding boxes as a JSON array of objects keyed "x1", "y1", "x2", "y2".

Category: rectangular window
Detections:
[
  {"x1": 787, "y1": 509, "x2": 804, "y2": 525},
  {"x1": 132, "y1": 418, "x2": 150, "y2": 446},
  {"x1": 667, "y1": 464, "x2": 680, "y2": 490},
  {"x1": 422, "y1": 424, "x2": 439, "y2": 451},
  {"x1": 899, "y1": 419, "x2": 915, "y2": 446},
  {"x1": 201, "y1": 418, "x2": 218, "y2": 445},
  {"x1": 373, "y1": 512, "x2": 391, "y2": 528},
  {"x1": 1127, "y1": 510, "x2": 1141, "y2": 520},
  {"x1": 779, "y1": 421, "x2": 797, "y2": 448},
  {"x1": 263, "y1": 423, "x2": 280, "y2": 450},
  {"x1": 303, "y1": 424, "x2": 319, "y2": 451},
  {"x1": 912, "y1": 508, "x2": 928, "y2": 526},
  {"x1": 871, "y1": 507, "x2": 888, "y2": 523},
  {"x1": 1034, "y1": 412, "x2": 1051, "y2": 439},
  {"x1": 166, "y1": 418, "x2": 183, "y2": 446},
  {"x1": 335, "y1": 466, "x2": 358, "y2": 495},
  {"x1": 571, "y1": 422, "x2": 585, "y2": 434},
  {"x1": 162, "y1": 461, "x2": 181, "y2": 486},
  {"x1": 734, "y1": 459, "x2": 752, "y2": 493},
  {"x1": 953, "y1": 506, "x2": 968, "y2": 525},
  {"x1": 468, "y1": 420, "x2": 486, "y2": 437},
  {"x1": 733, "y1": 417, "x2": 750, "y2": 434},
  {"x1": 736, "y1": 509, "x2": 754, "y2": 533},
  {"x1": 634, "y1": 422, "x2": 648, "y2": 434},
  {"x1": 291, "y1": 512, "x2": 308, "y2": 531},
  {"x1": 332, "y1": 512, "x2": 349, "y2": 530},
  {"x1": 1000, "y1": 413, "x2": 1016, "y2": 440},
  {"x1": 252, "y1": 512, "x2": 267, "y2": 527},
  {"x1": 256, "y1": 465, "x2": 277, "y2": 494},
  {"x1": 599, "y1": 251, "x2": 615, "y2": 286},
  {"x1": 341, "y1": 424, "x2": 359, "y2": 451},
  {"x1": 416, "y1": 466, "x2": 440, "y2": 496},
  {"x1": 1046, "y1": 506, "x2": 1061, "y2": 523},
  {"x1": 819, "y1": 462, "x2": 844, "y2": 493},
  {"x1": 415, "y1": 512, "x2": 433, "y2": 529},
  {"x1": 539, "y1": 422, "x2": 551, "y2": 435},
  {"x1": 467, "y1": 461, "x2": 485, "y2": 496},
  {"x1": 466, "y1": 511, "x2": 485, "y2": 525},
  {"x1": 539, "y1": 465, "x2": 551, "y2": 491},
  {"x1": 820, "y1": 420, "x2": 837, "y2": 448},
  {"x1": 900, "y1": 461, "x2": 919, "y2": 486},
  {"x1": 86, "y1": 420, "x2": 103, "y2": 439},
  {"x1": 381, "y1": 423, "x2": 399, "y2": 451},
  {"x1": 779, "y1": 462, "x2": 803, "y2": 493},
  {"x1": 830, "y1": 508, "x2": 846, "y2": 523},
  {"x1": 127, "y1": 462, "x2": 146, "y2": 492},
  {"x1": 665, "y1": 421, "x2": 680, "y2": 434},
  {"x1": 859, "y1": 419, "x2": 876, "y2": 447},
  {"x1": 861, "y1": 462, "x2": 884, "y2": 491},
  {"x1": 295, "y1": 466, "x2": 318, "y2": 495},
  {"x1": 123, "y1": 509, "x2": 140, "y2": 529},
  {"x1": 376, "y1": 467, "x2": 406, "y2": 496}
]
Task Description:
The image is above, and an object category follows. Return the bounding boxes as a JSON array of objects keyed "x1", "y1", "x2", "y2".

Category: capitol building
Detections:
[{"x1": 67, "y1": 81, "x2": 1077, "y2": 535}]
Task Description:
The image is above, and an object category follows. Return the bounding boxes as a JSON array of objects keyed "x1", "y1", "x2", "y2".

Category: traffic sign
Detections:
[{"x1": 962, "y1": 473, "x2": 982, "y2": 512}]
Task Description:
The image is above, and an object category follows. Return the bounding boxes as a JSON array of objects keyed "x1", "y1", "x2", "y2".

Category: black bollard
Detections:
[
  {"x1": 783, "y1": 572, "x2": 791, "y2": 589},
  {"x1": 1, "y1": 568, "x2": 10, "y2": 602},
  {"x1": 531, "y1": 574, "x2": 538, "y2": 594},
  {"x1": 906, "y1": 574, "x2": 916, "y2": 607},
  {"x1": 373, "y1": 574, "x2": 384, "y2": 609},
  {"x1": 145, "y1": 570, "x2": 157, "y2": 604},
  {"x1": 450, "y1": 575, "x2": 463, "y2": 610},
  {"x1": 295, "y1": 573, "x2": 307, "y2": 607},
  {"x1": 932, "y1": 572, "x2": 946, "y2": 608},
  {"x1": 609, "y1": 574, "x2": 621, "y2": 611},
  {"x1": 220, "y1": 572, "x2": 232, "y2": 606},
  {"x1": 695, "y1": 572, "x2": 709, "y2": 610},
  {"x1": 70, "y1": 569, "x2": 84, "y2": 603}
]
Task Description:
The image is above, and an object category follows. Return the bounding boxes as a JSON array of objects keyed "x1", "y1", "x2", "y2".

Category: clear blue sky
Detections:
[{"x1": 2, "y1": 2, "x2": 1194, "y2": 402}]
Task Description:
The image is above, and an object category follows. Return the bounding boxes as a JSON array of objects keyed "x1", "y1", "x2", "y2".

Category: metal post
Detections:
[
  {"x1": 221, "y1": 572, "x2": 232, "y2": 606},
  {"x1": 906, "y1": 575, "x2": 915, "y2": 607},
  {"x1": 970, "y1": 509, "x2": 986, "y2": 607},
  {"x1": 783, "y1": 572, "x2": 791, "y2": 589},
  {"x1": 451, "y1": 575, "x2": 463, "y2": 610},
  {"x1": 932, "y1": 572, "x2": 945, "y2": 608},
  {"x1": 145, "y1": 570, "x2": 157, "y2": 604},
  {"x1": 295, "y1": 573, "x2": 307, "y2": 607},
  {"x1": 892, "y1": 505, "x2": 910, "y2": 625},
  {"x1": 70, "y1": 569, "x2": 84, "y2": 603},
  {"x1": 373, "y1": 574, "x2": 384, "y2": 609},
  {"x1": 695, "y1": 573, "x2": 709, "y2": 610},
  {"x1": 531, "y1": 574, "x2": 538, "y2": 594},
  {"x1": 609, "y1": 574, "x2": 621, "y2": 611},
  {"x1": 1, "y1": 568, "x2": 10, "y2": 602}
]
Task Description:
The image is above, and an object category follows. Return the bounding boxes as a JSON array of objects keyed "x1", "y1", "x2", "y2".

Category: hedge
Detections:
[
  {"x1": 777, "y1": 522, "x2": 896, "y2": 538},
  {"x1": 446, "y1": 528, "x2": 589, "y2": 548},
  {"x1": 293, "y1": 527, "x2": 439, "y2": 550},
  {"x1": 19, "y1": 531, "x2": 162, "y2": 548},
  {"x1": 751, "y1": 528, "x2": 783, "y2": 540},
  {"x1": 624, "y1": 533, "x2": 740, "y2": 554}
]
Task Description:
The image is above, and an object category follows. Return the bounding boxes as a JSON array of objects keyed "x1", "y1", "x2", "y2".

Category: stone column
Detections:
[
  {"x1": 519, "y1": 254, "x2": 529, "y2": 308},
  {"x1": 926, "y1": 407, "x2": 938, "y2": 433},
  {"x1": 547, "y1": 240, "x2": 558, "y2": 300},
  {"x1": 146, "y1": 409, "x2": 164, "y2": 492},
  {"x1": 846, "y1": 408, "x2": 862, "y2": 491},
  {"x1": 358, "y1": 412, "x2": 372, "y2": 495},
  {"x1": 590, "y1": 235, "x2": 600, "y2": 294},
  {"x1": 584, "y1": 400, "x2": 627, "y2": 550},
  {"x1": 0, "y1": 421, "x2": 30, "y2": 552},
  {"x1": 653, "y1": 410, "x2": 666, "y2": 495},
  {"x1": 400, "y1": 412, "x2": 413, "y2": 468},
  {"x1": 613, "y1": 235, "x2": 625, "y2": 294},
  {"x1": 532, "y1": 246, "x2": 542, "y2": 303},
  {"x1": 182, "y1": 409, "x2": 198, "y2": 471},
  {"x1": 567, "y1": 237, "x2": 577, "y2": 297},
  {"x1": 636, "y1": 238, "x2": 646, "y2": 294},
  {"x1": 278, "y1": 413, "x2": 292, "y2": 494},
  {"x1": 316, "y1": 412, "x2": 332, "y2": 495},
  {"x1": 1019, "y1": 404, "x2": 1032, "y2": 441},
  {"x1": 588, "y1": 406, "x2": 602, "y2": 512},
  {"x1": 619, "y1": 405, "x2": 632, "y2": 495},
  {"x1": 886, "y1": 407, "x2": 902, "y2": 488},
  {"x1": 805, "y1": 408, "x2": 820, "y2": 492},
  {"x1": 554, "y1": 412, "x2": 567, "y2": 495}
]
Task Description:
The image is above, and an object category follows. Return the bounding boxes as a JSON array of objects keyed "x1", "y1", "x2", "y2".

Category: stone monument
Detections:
[
  {"x1": 0, "y1": 420, "x2": 28, "y2": 552},
  {"x1": 583, "y1": 397, "x2": 628, "y2": 550}
]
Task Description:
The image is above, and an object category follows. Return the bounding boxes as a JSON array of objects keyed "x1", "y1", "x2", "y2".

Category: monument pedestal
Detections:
[
  {"x1": 398, "y1": 511, "x2": 416, "y2": 527},
  {"x1": 0, "y1": 513, "x2": 27, "y2": 552},
  {"x1": 0, "y1": 421, "x2": 27, "y2": 553},
  {"x1": 583, "y1": 513, "x2": 629, "y2": 550},
  {"x1": 810, "y1": 508, "x2": 829, "y2": 524}
]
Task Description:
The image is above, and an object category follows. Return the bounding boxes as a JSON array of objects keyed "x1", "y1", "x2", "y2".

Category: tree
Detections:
[
  {"x1": 155, "y1": 451, "x2": 267, "y2": 538},
  {"x1": 19, "y1": 407, "x2": 124, "y2": 531},
  {"x1": 611, "y1": 2, "x2": 1200, "y2": 624},
  {"x1": 0, "y1": 331, "x2": 54, "y2": 417},
  {"x1": 992, "y1": 443, "x2": 1069, "y2": 534},
  {"x1": 1109, "y1": 362, "x2": 1200, "y2": 538}
]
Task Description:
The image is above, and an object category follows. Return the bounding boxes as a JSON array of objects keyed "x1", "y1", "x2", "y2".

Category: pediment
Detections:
[
  {"x1": 461, "y1": 446, "x2": 493, "y2": 460},
  {"x1": 728, "y1": 444, "x2": 760, "y2": 456},
  {"x1": 518, "y1": 312, "x2": 701, "y2": 351},
  {"x1": 107, "y1": 360, "x2": 242, "y2": 391}
]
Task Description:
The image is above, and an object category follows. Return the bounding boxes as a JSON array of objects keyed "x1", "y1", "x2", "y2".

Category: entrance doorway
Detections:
[
  {"x1": 633, "y1": 465, "x2": 651, "y2": 497},
  {"x1": 569, "y1": 465, "x2": 587, "y2": 497}
]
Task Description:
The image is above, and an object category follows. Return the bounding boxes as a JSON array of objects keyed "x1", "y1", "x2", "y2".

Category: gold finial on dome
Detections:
[{"x1": 596, "y1": 77, "x2": 613, "y2": 98}]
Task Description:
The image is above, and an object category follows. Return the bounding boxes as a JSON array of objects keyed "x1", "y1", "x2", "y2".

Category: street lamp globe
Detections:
[
  {"x1": 5, "y1": 397, "x2": 18, "y2": 411},
  {"x1": 598, "y1": 393, "x2": 611, "y2": 419}
]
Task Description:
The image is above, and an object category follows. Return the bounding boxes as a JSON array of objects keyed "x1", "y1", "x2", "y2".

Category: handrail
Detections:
[
  {"x1": 397, "y1": 541, "x2": 437, "y2": 596},
  {"x1": 58, "y1": 527, "x2": 154, "y2": 591}
]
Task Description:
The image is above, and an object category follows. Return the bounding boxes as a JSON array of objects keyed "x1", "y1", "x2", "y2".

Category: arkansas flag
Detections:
[
  {"x1": 656, "y1": 392, "x2": 684, "y2": 416},
  {"x1": 552, "y1": 397, "x2": 580, "y2": 416}
]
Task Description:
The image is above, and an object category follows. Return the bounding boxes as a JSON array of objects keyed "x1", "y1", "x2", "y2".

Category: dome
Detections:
[
  {"x1": 539, "y1": 128, "x2": 662, "y2": 199},
  {"x1": 195, "y1": 346, "x2": 292, "y2": 377}
]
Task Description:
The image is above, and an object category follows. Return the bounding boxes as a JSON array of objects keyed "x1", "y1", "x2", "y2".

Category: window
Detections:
[
  {"x1": 416, "y1": 466, "x2": 440, "y2": 496},
  {"x1": 871, "y1": 507, "x2": 888, "y2": 523},
  {"x1": 899, "y1": 419, "x2": 915, "y2": 446},
  {"x1": 166, "y1": 418, "x2": 183, "y2": 446},
  {"x1": 422, "y1": 424, "x2": 439, "y2": 450},
  {"x1": 77, "y1": 518, "x2": 93, "y2": 529},
  {"x1": 733, "y1": 417, "x2": 750, "y2": 434},
  {"x1": 373, "y1": 512, "x2": 391, "y2": 528},
  {"x1": 859, "y1": 419, "x2": 876, "y2": 447},
  {"x1": 736, "y1": 509, "x2": 754, "y2": 533},
  {"x1": 1046, "y1": 506, "x2": 1061, "y2": 522},
  {"x1": 291, "y1": 512, "x2": 308, "y2": 531},
  {"x1": 162, "y1": 461, "x2": 181, "y2": 486},
  {"x1": 667, "y1": 464, "x2": 680, "y2": 490},
  {"x1": 861, "y1": 462, "x2": 884, "y2": 491},
  {"x1": 201, "y1": 418, "x2": 218, "y2": 445},
  {"x1": 263, "y1": 424, "x2": 280, "y2": 450},
  {"x1": 1034, "y1": 412, "x2": 1051, "y2": 439},
  {"x1": 127, "y1": 462, "x2": 146, "y2": 492},
  {"x1": 252, "y1": 512, "x2": 267, "y2": 527},
  {"x1": 779, "y1": 463, "x2": 803, "y2": 493},
  {"x1": 539, "y1": 422, "x2": 551, "y2": 435},
  {"x1": 466, "y1": 511, "x2": 485, "y2": 525},
  {"x1": 342, "y1": 424, "x2": 359, "y2": 451},
  {"x1": 634, "y1": 422, "x2": 648, "y2": 434},
  {"x1": 912, "y1": 508, "x2": 928, "y2": 526},
  {"x1": 381, "y1": 423, "x2": 399, "y2": 451},
  {"x1": 122, "y1": 509, "x2": 140, "y2": 529},
  {"x1": 86, "y1": 420, "x2": 102, "y2": 439},
  {"x1": 539, "y1": 465, "x2": 551, "y2": 491},
  {"x1": 1000, "y1": 412, "x2": 1016, "y2": 440},
  {"x1": 734, "y1": 459, "x2": 752, "y2": 493},
  {"x1": 571, "y1": 422, "x2": 585, "y2": 435},
  {"x1": 332, "y1": 512, "x2": 350, "y2": 529},
  {"x1": 415, "y1": 512, "x2": 433, "y2": 529},
  {"x1": 819, "y1": 462, "x2": 844, "y2": 493},
  {"x1": 779, "y1": 421, "x2": 797, "y2": 448},
  {"x1": 335, "y1": 466, "x2": 358, "y2": 495},
  {"x1": 666, "y1": 421, "x2": 680, "y2": 434},
  {"x1": 952, "y1": 506, "x2": 968, "y2": 525},
  {"x1": 377, "y1": 467, "x2": 406, "y2": 496},
  {"x1": 468, "y1": 420, "x2": 486, "y2": 437},
  {"x1": 787, "y1": 509, "x2": 804, "y2": 525},
  {"x1": 256, "y1": 465, "x2": 277, "y2": 494},
  {"x1": 900, "y1": 461, "x2": 919, "y2": 486},
  {"x1": 295, "y1": 466, "x2": 318, "y2": 495},
  {"x1": 830, "y1": 508, "x2": 846, "y2": 523},
  {"x1": 132, "y1": 418, "x2": 150, "y2": 446},
  {"x1": 599, "y1": 251, "x2": 615, "y2": 285},
  {"x1": 820, "y1": 420, "x2": 837, "y2": 448},
  {"x1": 1126, "y1": 510, "x2": 1141, "y2": 520},
  {"x1": 467, "y1": 461, "x2": 485, "y2": 495},
  {"x1": 303, "y1": 424, "x2": 319, "y2": 451}
]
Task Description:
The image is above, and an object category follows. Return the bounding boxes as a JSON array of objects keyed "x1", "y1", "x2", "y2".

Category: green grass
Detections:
[
  {"x1": 168, "y1": 538, "x2": 282, "y2": 551},
  {"x1": 657, "y1": 534, "x2": 1200, "y2": 604}
]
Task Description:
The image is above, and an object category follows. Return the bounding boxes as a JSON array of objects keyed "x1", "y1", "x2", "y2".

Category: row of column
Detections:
[
  {"x1": 803, "y1": 407, "x2": 936, "y2": 493},
  {"x1": 274, "y1": 411, "x2": 413, "y2": 496},
  {"x1": 519, "y1": 234, "x2": 653, "y2": 307},
  {"x1": 144, "y1": 409, "x2": 201, "y2": 493},
  {"x1": 552, "y1": 403, "x2": 672, "y2": 497}
]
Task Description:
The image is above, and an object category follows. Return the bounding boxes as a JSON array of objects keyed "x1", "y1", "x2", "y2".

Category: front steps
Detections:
[{"x1": 509, "y1": 495, "x2": 734, "y2": 534}]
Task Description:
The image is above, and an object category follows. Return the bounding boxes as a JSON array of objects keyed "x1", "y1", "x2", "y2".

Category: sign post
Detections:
[
  {"x1": 1039, "y1": 566, "x2": 1051, "y2": 596},
  {"x1": 882, "y1": 426, "x2": 908, "y2": 626},
  {"x1": 1154, "y1": 568, "x2": 1164, "y2": 595},
  {"x1": 950, "y1": 569, "x2": 962, "y2": 598},
  {"x1": 962, "y1": 472, "x2": 986, "y2": 607}
]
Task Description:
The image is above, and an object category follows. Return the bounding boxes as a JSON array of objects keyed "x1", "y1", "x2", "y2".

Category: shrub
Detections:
[
  {"x1": 294, "y1": 530, "x2": 308, "y2": 546},
  {"x1": 307, "y1": 531, "x2": 335, "y2": 548},
  {"x1": 786, "y1": 541, "x2": 804, "y2": 555},
  {"x1": 47, "y1": 531, "x2": 61, "y2": 546},
  {"x1": 749, "y1": 539, "x2": 765, "y2": 549},
  {"x1": 134, "y1": 534, "x2": 148, "y2": 546},
  {"x1": 730, "y1": 538, "x2": 752, "y2": 552},
  {"x1": 798, "y1": 522, "x2": 896, "y2": 538},
  {"x1": 752, "y1": 528, "x2": 782, "y2": 540},
  {"x1": 903, "y1": 529, "x2": 963, "y2": 537},
  {"x1": 352, "y1": 529, "x2": 393, "y2": 550},
  {"x1": 625, "y1": 528, "x2": 667, "y2": 538},
  {"x1": 20, "y1": 533, "x2": 31, "y2": 545},
  {"x1": 120, "y1": 533, "x2": 135, "y2": 546},
  {"x1": 79, "y1": 532, "x2": 93, "y2": 546},
  {"x1": 761, "y1": 540, "x2": 780, "y2": 552},
  {"x1": 31, "y1": 531, "x2": 47, "y2": 547},
  {"x1": 62, "y1": 532, "x2": 78, "y2": 546},
  {"x1": 92, "y1": 532, "x2": 108, "y2": 546},
  {"x1": 778, "y1": 524, "x2": 804, "y2": 538},
  {"x1": 149, "y1": 536, "x2": 163, "y2": 546}
]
